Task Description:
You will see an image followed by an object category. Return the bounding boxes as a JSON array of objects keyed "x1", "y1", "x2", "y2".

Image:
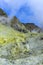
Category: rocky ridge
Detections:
[{"x1": 0, "y1": 8, "x2": 7, "y2": 17}]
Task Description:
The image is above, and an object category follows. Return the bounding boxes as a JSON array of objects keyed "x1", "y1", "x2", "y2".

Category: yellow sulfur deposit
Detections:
[
  {"x1": 0, "y1": 23, "x2": 26, "y2": 46},
  {"x1": 0, "y1": 23, "x2": 30, "y2": 59}
]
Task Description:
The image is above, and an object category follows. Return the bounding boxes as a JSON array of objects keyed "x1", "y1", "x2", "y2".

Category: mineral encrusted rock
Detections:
[
  {"x1": 0, "y1": 22, "x2": 30, "y2": 60},
  {"x1": 0, "y1": 22, "x2": 43, "y2": 65}
]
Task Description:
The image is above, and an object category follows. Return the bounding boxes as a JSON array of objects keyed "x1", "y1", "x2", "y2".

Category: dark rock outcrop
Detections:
[
  {"x1": 23, "y1": 23, "x2": 42, "y2": 33},
  {"x1": 0, "y1": 8, "x2": 7, "y2": 17},
  {"x1": 10, "y1": 16, "x2": 28, "y2": 33}
]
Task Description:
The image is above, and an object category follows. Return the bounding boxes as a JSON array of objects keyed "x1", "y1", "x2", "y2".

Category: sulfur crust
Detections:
[
  {"x1": 0, "y1": 22, "x2": 41, "y2": 59},
  {"x1": 0, "y1": 23, "x2": 26, "y2": 46}
]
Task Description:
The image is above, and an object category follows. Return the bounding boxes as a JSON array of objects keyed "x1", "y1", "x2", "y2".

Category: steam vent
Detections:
[{"x1": 0, "y1": 8, "x2": 43, "y2": 65}]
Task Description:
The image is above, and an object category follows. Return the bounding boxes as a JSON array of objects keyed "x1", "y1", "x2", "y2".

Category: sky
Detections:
[{"x1": 0, "y1": 0, "x2": 43, "y2": 28}]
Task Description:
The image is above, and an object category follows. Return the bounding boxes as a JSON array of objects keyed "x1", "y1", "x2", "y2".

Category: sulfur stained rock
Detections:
[
  {"x1": 0, "y1": 22, "x2": 43, "y2": 65},
  {"x1": 0, "y1": 22, "x2": 30, "y2": 59}
]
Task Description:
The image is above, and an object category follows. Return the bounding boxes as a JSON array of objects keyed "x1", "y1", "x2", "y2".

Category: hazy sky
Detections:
[{"x1": 0, "y1": 0, "x2": 43, "y2": 28}]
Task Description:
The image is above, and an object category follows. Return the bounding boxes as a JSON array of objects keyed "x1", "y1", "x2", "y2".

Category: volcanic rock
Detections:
[
  {"x1": 23, "y1": 23, "x2": 42, "y2": 33},
  {"x1": 0, "y1": 8, "x2": 7, "y2": 17},
  {"x1": 10, "y1": 16, "x2": 28, "y2": 33}
]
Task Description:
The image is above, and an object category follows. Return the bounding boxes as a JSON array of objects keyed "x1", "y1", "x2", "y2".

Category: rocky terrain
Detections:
[
  {"x1": 0, "y1": 8, "x2": 43, "y2": 65},
  {"x1": 10, "y1": 16, "x2": 28, "y2": 33},
  {"x1": 23, "y1": 23, "x2": 42, "y2": 33}
]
